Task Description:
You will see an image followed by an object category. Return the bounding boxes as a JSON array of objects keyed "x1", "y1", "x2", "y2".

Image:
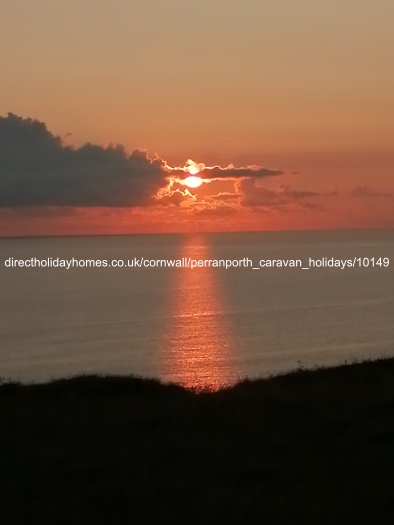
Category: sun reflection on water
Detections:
[{"x1": 161, "y1": 237, "x2": 235, "y2": 391}]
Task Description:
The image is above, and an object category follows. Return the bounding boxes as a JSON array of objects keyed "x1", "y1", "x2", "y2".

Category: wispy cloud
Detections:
[
  {"x1": 169, "y1": 159, "x2": 282, "y2": 182},
  {"x1": 237, "y1": 179, "x2": 332, "y2": 209},
  {"x1": 351, "y1": 186, "x2": 393, "y2": 199}
]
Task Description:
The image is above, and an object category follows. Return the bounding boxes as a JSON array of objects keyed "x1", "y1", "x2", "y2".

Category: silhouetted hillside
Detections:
[{"x1": 2, "y1": 358, "x2": 394, "y2": 524}]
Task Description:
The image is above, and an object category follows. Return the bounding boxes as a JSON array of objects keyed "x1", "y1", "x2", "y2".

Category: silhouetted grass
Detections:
[{"x1": 2, "y1": 358, "x2": 394, "y2": 524}]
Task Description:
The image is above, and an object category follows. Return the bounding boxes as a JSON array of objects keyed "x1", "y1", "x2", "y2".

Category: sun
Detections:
[{"x1": 184, "y1": 176, "x2": 203, "y2": 188}]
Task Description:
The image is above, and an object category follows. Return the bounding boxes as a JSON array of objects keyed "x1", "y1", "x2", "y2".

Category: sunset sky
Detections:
[{"x1": 1, "y1": 0, "x2": 393, "y2": 236}]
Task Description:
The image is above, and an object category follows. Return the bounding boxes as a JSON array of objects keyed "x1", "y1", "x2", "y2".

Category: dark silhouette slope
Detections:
[{"x1": 1, "y1": 358, "x2": 394, "y2": 524}]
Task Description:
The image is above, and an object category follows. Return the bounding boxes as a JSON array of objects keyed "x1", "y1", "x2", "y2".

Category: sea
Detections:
[{"x1": 1, "y1": 229, "x2": 393, "y2": 389}]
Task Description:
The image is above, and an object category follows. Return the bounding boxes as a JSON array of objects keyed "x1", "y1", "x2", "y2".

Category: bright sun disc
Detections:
[{"x1": 184, "y1": 176, "x2": 203, "y2": 188}]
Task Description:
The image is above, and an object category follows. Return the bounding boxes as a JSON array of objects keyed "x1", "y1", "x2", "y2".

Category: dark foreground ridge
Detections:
[{"x1": 2, "y1": 358, "x2": 394, "y2": 524}]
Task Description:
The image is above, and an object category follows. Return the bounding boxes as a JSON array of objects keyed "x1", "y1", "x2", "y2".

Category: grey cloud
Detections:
[
  {"x1": 156, "y1": 190, "x2": 192, "y2": 207},
  {"x1": 351, "y1": 186, "x2": 393, "y2": 198},
  {"x1": 238, "y1": 179, "x2": 287, "y2": 207},
  {"x1": 198, "y1": 165, "x2": 282, "y2": 180},
  {"x1": 238, "y1": 179, "x2": 328, "y2": 208},
  {"x1": 0, "y1": 113, "x2": 168, "y2": 208},
  {"x1": 211, "y1": 192, "x2": 241, "y2": 201},
  {"x1": 279, "y1": 185, "x2": 320, "y2": 199},
  {"x1": 171, "y1": 163, "x2": 283, "y2": 181},
  {"x1": 194, "y1": 205, "x2": 238, "y2": 217},
  {"x1": 0, "y1": 206, "x2": 79, "y2": 219}
]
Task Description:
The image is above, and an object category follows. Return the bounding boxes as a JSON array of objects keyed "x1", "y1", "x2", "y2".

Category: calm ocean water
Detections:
[{"x1": 1, "y1": 230, "x2": 393, "y2": 388}]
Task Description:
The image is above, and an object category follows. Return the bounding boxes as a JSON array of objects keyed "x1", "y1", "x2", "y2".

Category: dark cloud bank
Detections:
[
  {"x1": 0, "y1": 114, "x2": 166, "y2": 207},
  {"x1": 0, "y1": 114, "x2": 286, "y2": 209},
  {"x1": 2, "y1": 113, "x2": 388, "y2": 216}
]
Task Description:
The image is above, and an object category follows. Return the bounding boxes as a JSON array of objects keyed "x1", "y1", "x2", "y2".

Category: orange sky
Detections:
[{"x1": 0, "y1": 1, "x2": 393, "y2": 236}]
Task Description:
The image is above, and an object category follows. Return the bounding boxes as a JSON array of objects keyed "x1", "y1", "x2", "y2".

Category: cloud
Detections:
[
  {"x1": 193, "y1": 204, "x2": 238, "y2": 217},
  {"x1": 1, "y1": 113, "x2": 290, "y2": 219},
  {"x1": 211, "y1": 192, "x2": 241, "y2": 202},
  {"x1": 351, "y1": 186, "x2": 393, "y2": 199},
  {"x1": 170, "y1": 159, "x2": 283, "y2": 181},
  {"x1": 198, "y1": 165, "x2": 283, "y2": 180},
  {"x1": 0, "y1": 113, "x2": 168, "y2": 208},
  {"x1": 0, "y1": 206, "x2": 80, "y2": 219},
  {"x1": 237, "y1": 179, "x2": 329, "y2": 209},
  {"x1": 237, "y1": 179, "x2": 286, "y2": 207},
  {"x1": 155, "y1": 188, "x2": 195, "y2": 207},
  {"x1": 278, "y1": 185, "x2": 320, "y2": 199}
]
